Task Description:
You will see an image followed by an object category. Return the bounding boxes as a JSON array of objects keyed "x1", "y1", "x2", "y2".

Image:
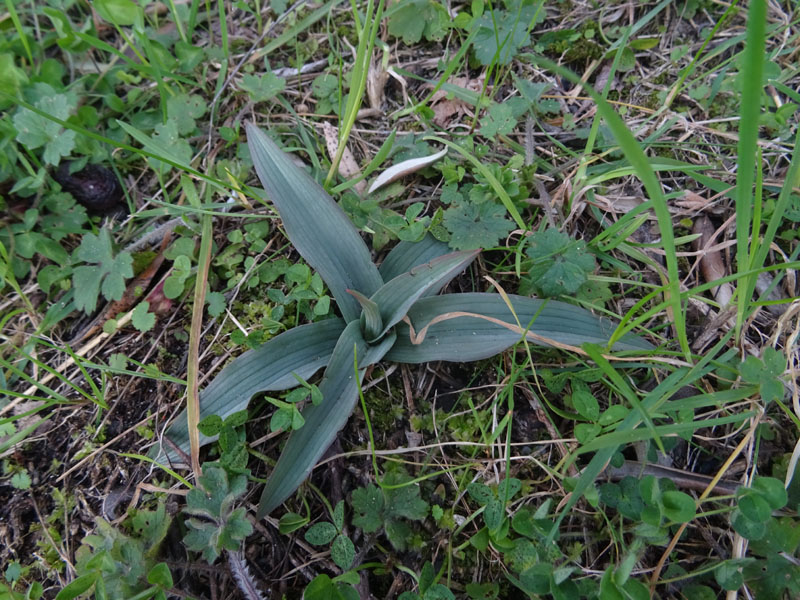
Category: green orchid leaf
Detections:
[
  {"x1": 386, "y1": 293, "x2": 652, "y2": 363},
  {"x1": 368, "y1": 250, "x2": 478, "y2": 342},
  {"x1": 257, "y1": 321, "x2": 396, "y2": 518},
  {"x1": 247, "y1": 123, "x2": 383, "y2": 322},
  {"x1": 152, "y1": 318, "x2": 346, "y2": 465},
  {"x1": 348, "y1": 289, "x2": 383, "y2": 340},
  {"x1": 378, "y1": 234, "x2": 452, "y2": 282}
]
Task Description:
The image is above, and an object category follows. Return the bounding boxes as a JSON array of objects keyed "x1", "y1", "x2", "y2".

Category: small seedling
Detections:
[
  {"x1": 182, "y1": 466, "x2": 253, "y2": 563},
  {"x1": 351, "y1": 466, "x2": 429, "y2": 551},
  {"x1": 56, "y1": 505, "x2": 172, "y2": 600},
  {"x1": 304, "y1": 500, "x2": 355, "y2": 571}
]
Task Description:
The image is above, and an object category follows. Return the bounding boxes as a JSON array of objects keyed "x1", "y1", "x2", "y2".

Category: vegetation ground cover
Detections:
[{"x1": 1, "y1": 0, "x2": 799, "y2": 598}]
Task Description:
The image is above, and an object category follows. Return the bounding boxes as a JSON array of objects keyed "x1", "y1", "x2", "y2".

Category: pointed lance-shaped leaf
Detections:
[
  {"x1": 348, "y1": 289, "x2": 383, "y2": 341},
  {"x1": 378, "y1": 234, "x2": 453, "y2": 283},
  {"x1": 151, "y1": 318, "x2": 346, "y2": 465},
  {"x1": 386, "y1": 293, "x2": 653, "y2": 363},
  {"x1": 247, "y1": 123, "x2": 383, "y2": 322},
  {"x1": 257, "y1": 321, "x2": 396, "y2": 518},
  {"x1": 367, "y1": 249, "x2": 478, "y2": 342}
]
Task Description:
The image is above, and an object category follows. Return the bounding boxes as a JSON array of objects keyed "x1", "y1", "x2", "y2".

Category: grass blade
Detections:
[
  {"x1": 324, "y1": 0, "x2": 385, "y2": 185},
  {"x1": 424, "y1": 135, "x2": 525, "y2": 229},
  {"x1": 546, "y1": 333, "x2": 733, "y2": 543},
  {"x1": 184, "y1": 176, "x2": 213, "y2": 477},
  {"x1": 582, "y1": 343, "x2": 665, "y2": 455},
  {"x1": 733, "y1": 1, "x2": 768, "y2": 338},
  {"x1": 530, "y1": 56, "x2": 690, "y2": 360}
]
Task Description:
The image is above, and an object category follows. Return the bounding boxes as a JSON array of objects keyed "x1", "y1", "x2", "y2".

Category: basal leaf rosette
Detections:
[{"x1": 151, "y1": 124, "x2": 653, "y2": 519}]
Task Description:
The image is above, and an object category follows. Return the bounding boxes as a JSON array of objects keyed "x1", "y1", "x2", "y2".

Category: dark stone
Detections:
[{"x1": 54, "y1": 161, "x2": 124, "y2": 214}]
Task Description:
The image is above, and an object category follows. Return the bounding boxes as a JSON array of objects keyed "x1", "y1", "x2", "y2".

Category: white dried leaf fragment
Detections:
[{"x1": 368, "y1": 147, "x2": 448, "y2": 194}]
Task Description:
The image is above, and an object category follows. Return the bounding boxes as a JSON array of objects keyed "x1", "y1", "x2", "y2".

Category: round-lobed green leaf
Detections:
[
  {"x1": 519, "y1": 564, "x2": 552, "y2": 595},
  {"x1": 731, "y1": 510, "x2": 766, "y2": 540},
  {"x1": 660, "y1": 490, "x2": 696, "y2": 523},
  {"x1": 331, "y1": 533, "x2": 355, "y2": 570},
  {"x1": 751, "y1": 476, "x2": 788, "y2": 510},
  {"x1": 305, "y1": 522, "x2": 337, "y2": 546},
  {"x1": 738, "y1": 493, "x2": 772, "y2": 523},
  {"x1": 571, "y1": 383, "x2": 600, "y2": 421},
  {"x1": 146, "y1": 563, "x2": 173, "y2": 588}
]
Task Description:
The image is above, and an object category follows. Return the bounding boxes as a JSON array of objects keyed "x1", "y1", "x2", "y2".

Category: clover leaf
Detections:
[
  {"x1": 239, "y1": 72, "x2": 286, "y2": 103},
  {"x1": 739, "y1": 348, "x2": 787, "y2": 404}
]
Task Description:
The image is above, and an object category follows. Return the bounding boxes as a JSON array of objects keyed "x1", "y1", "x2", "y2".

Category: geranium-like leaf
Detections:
[
  {"x1": 257, "y1": 321, "x2": 396, "y2": 518},
  {"x1": 367, "y1": 250, "x2": 478, "y2": 342},
  {"x1": 524, "y1": 229, "x2": 596, "y2": 297},
  {"x1": 386, "y1": 293, "x2": 652, "y2": 363},
  {"x1": 72, "y1": 229, "x2": 133, "y2": 314},
  {"x1": 247, "y1": 123, "x2": 383, "y2": 322},
  {"x1": 378, "y1": 234, "x2": 452, "y2": 282},
  {"x1": 151, "y1": 319, "x2": 346, "y2": 465},
  {"x1": 443, "y1": 201, "x2": 515, "y2": 250}
]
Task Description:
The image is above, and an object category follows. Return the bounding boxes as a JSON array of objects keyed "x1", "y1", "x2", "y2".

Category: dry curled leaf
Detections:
[
  {"x1": 368, "y1": 148, "x2": 448, "y2": 194},
  {"x1": 692, "y1": 215, "x2": 733, "y2": 308},
  {"x1": 429, "y1": 75, "x2": 486, "y2": 127},
  {"x1": 322, "y1": 122, "x2": 365, "y2": 193},
  {"x1": 366, "y1": 57, "x2": 388, "y2": 111}
]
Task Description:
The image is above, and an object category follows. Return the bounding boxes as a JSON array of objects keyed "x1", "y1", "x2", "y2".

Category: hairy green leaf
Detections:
[
  {"x1": 523, "y1": 229, "x2": 596, "y2": 297},
  {"x1": 443, "y1": 201, "x2": 515, "y2": 250},
  {"x1": 352, "y1": 485, "x2": 384, "y2": 532},
  {"x1": 247, "y1": 124, "x2": 383, "y2": 322},
  {"x1": 387, "y1": 0, "x2": 448, "y2": 44},
  {"x1": 472, "y1": 3, "x2": 542, "y2": 66},
  {"x1": 239, "y1": 72, "x2": 286, "y2": 102},
  {"x1": 72, "y1": 229, "x2": 133, "y2": 314},
  {"x1": 13, "y1": 83, "x2": 77, "y2": 165}
]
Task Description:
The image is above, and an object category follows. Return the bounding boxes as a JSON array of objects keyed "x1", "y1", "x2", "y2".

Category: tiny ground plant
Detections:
[
  {"x1": 152, "y1": 123, "x2": 652, "y2": 520},
  {"x1": 56, "y1": 504, "x2": 172, "y2": 600}
]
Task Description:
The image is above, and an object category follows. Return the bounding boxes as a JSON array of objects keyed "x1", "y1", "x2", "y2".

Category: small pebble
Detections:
[{"x1": 54, "y1": 161, "x2": 124, "y2": 214}]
